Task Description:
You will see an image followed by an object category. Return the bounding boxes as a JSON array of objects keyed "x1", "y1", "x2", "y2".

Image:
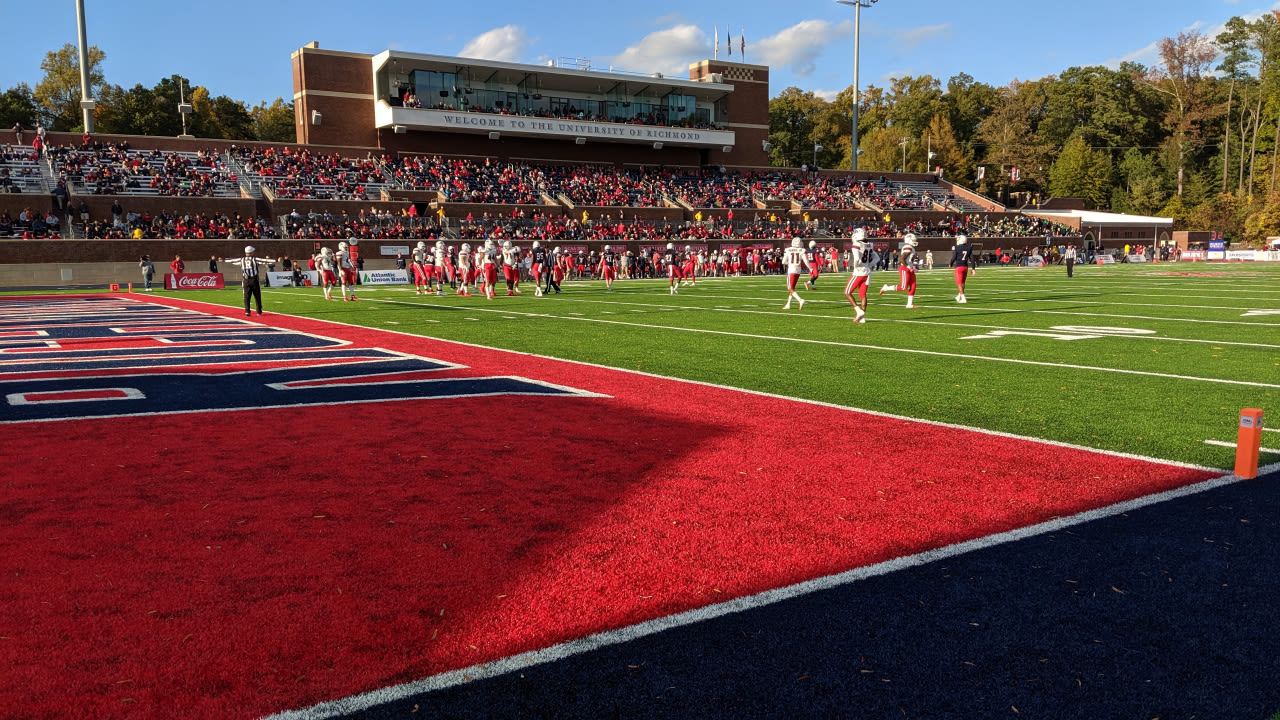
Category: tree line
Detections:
[
  {"x1": 768, "y1": 14, "x2": 1280, "y2": 245},
  {"x1": 0, "y1": 43, "x2": 295, "y2": 144}
]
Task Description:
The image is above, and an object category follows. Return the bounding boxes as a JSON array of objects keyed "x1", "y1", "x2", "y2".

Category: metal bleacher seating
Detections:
[{"x1": 0, "y1": 145, "x2": 50, "y2": 195}]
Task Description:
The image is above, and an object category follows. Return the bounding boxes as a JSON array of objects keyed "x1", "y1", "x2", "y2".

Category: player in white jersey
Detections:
[
  {"x1": 501, "y1": 240, "x2": 522, "y2": 295},
  {"x1": 456, "y1": 243, "x2": 473, "y2": 296},
  {"x1": 844, "y1": 229, "x2": 879, "y2": 323},
  {"x1": 334, "y1": 241, "x2": 357, "y2": 301},
  {"x1": 411, "y1": 241, "x2": 430, "y2": 295},
  {"x1": 781, "y1": 237, "x2": 813, "y2": 310},
  {"x1": 880, "y1": 233, "x2": 919, "y2": 308},
  {"x1": 481, "y1": 239, "x2": 499, "y2": 300},
  {"x1": 315, "y1": 247, "x2": 337, "y2": 301},
  {"x1": 433, "y1": 241, "x2": 448, "y2": 296}
]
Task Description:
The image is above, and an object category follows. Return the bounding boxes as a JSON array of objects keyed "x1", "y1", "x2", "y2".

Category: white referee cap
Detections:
[{"x1": 244, "y1": 245, "x2": 255, "y2": 254}]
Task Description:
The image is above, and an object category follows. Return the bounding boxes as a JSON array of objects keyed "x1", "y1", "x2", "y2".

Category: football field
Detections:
[
  {"x1": 206, "y1": 261, "x2": 1278, "y2": 470},
  {"x1": 3, "y1": 262, "x2": 1279, "y2": 719}
]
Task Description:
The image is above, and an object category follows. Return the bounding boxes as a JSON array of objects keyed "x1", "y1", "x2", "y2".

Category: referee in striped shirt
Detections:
[{"x1": 226, "y1": 245, "x2": 273, "y2": 316}]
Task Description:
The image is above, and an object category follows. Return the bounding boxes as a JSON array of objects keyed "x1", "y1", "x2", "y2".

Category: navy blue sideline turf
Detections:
[{"x1": 330, "y1": 469, "x2": 1280, "y2": 720}]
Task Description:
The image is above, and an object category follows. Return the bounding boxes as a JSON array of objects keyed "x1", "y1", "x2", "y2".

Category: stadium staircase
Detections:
[{"x1": 222, "y1": 153, "x2": 262, "y2": 199}]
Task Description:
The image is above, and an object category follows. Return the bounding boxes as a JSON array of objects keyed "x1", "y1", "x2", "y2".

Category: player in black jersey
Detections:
[
  {"x1": 949, "y1": 234, "x2": 976, "y2": 303},
  {"x1": 530, "y1": 241, "x2": 549, "y2": 296},
  {"x1": 598, "y1": 245, "x2": 619, "y2": 290}
]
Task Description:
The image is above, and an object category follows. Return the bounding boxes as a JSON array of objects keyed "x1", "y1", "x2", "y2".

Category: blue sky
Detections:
[{"x1": 3, "y1": 0, "x2": 1277, "y2": 106}]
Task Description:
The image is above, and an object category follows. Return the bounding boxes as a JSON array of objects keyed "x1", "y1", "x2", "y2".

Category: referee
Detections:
[
  {"x1": 226, "y1": 245, "x2": 273, "y2": 316},
  {"x1": 1065, "y1": 243, "x2": 1078, "y2": 278}
]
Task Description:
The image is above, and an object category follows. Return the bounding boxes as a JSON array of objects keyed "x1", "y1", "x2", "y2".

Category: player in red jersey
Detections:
[
  {"x1": 803, "y1": 240, "x2": 822, "y2": 290},
  {"x1": 501, "y1": 240, "x2": 522, "y2": 295},
  {"x1": 880, "y1": 233, "x2": 919, "y2": 308},
  {"x1": 782, "y1": 237, "x2": 813, "y2": 310},
  {"x1": 411, "y1": 241, "x2": 431, "y2": 295}
]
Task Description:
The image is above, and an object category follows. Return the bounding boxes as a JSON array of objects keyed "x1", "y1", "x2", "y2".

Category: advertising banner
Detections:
[
  {"x1": 1226, "y1": 250, "x2": 1258, "y2": 261},
  {"x1": 1180, "y1": 250, "x2": 1206, "y2": 261},
  {"x1": 381, "y1": 245, "x2": 411, "y2": 256},
  {"x1": 164, "y1": 273, "x2": 225, "y2": 290},
  {"x1": 358, "y1": 269, "x2": 410, "y2": 285}
]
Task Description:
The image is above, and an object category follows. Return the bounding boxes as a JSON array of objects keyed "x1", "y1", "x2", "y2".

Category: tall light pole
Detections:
[
  {"x1": 835, "y1": 0, "x2": 878, "y2": 172},
  {"x1": 75, "y1": 0, "x2": 95, "y2": 132}
]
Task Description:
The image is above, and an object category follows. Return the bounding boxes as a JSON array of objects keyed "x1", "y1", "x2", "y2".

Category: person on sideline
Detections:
[{"x1": 139, "y1": 255, "x2": 155, "y2": 291}]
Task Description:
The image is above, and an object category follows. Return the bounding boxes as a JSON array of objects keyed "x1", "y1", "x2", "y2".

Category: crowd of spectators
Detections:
[
  {"x1": 47, "y1": 142, "x2": 240, "y2": 196},
  {"x1": 229, "y1": 146, "x2": 390, "y2": 200},
  {"x1": 0, "y1": 207, "x2": 62, "y2": 238},
  {"x1": 281, "y1": 207, "x2": 446, "y2": 241},
  {"x1": 79, "y1": 207, "x2": 277, "y2": 240}
]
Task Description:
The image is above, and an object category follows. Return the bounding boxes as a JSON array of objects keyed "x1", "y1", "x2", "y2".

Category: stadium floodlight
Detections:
[{"x1": 835, "y1": 0, "x2": 880, "y2": 171}]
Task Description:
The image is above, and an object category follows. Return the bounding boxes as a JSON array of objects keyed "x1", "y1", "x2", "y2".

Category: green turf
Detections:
[{"x1": 24, "y1": 263, "x2": 1280, "y2": 470}]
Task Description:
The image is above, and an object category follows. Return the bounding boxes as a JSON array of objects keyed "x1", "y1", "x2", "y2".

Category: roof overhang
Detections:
[
  {"x1": 1026, "y1": 209, "x2": 1174, "y2": 227},
  {"x1": 373, "y1": 50, "x2": 734, "y2": 101}
]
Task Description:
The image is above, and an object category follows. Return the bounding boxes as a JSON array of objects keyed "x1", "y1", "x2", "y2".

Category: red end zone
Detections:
[{"x1": 1, "y1": 295, "x2": 1217, "y2": 718}]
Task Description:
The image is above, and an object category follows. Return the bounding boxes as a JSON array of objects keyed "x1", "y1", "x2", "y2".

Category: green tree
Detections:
[
  {"x1": 925, "y1": 114, "x2": 969, "y2": 181},
  {"x1": 857, "y1": 126, "x2": 910, "y2": 173},
  {"x1": 96, "y1": 82, "x2": 182, "y2": 137},
  {"x1": 251, "y1": 98, "x2": 296, "y2": 143},
  {"x1": 1048, "y1": 134, "x2": 1112, "y2": 208},
  {"x1": 767, "y1": 86, "x2": 828, "y2": 167},
  {"x1": 886, "y1": 75, "x2": 946, "y2": 138},
  {"x1": 34, "y1": 43, "x2": 106, "y2": 130},
  {"x1": 1114, "y1": 148, "x2": 1168, "y2": 215},
  {"x1": 0, "y1": 84, "x2": 39, "y2": 129},
  {"x1": 191, "y1": 87, "x2": 256, "y2": 140}
]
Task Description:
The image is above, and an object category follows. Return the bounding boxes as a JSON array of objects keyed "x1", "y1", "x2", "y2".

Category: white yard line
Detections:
[{"x1": 1203, "y1": 439, "x2": 1280, "y2": 454}]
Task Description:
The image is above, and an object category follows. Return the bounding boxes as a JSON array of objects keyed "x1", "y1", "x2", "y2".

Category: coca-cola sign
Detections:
[{"x1": 164, "y1": 273, "x2": 226, "y2": 290}]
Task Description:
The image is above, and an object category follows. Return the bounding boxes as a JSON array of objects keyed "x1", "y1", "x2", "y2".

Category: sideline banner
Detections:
[
  {"x1": 165, "y1": 273, "x2": 225, "y2": 290},
  {"x1": 358, "y1": 269, "x2": 410, "y2": 285},
  {"x1": 1226, "y1": 250, "x2": 1257, "y2": 261},
  {"x1": 1179, "y1": 250, "x2": 1206, "y2": 261},
  {"x1": 1096, "y1": 255, "x2": 1116, "y2": 265},
  {"x1": 1126, "y1": 255, "x2": 1148, "y2": 263}
]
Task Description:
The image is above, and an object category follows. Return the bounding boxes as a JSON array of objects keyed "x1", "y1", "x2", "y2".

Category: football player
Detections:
[
  {"x1": 530, "y1": 241, "x2": 548, "y2": 296},
  {"x1": 411, "y1": 241, "x2": 430, "y2": 295},
  {"x1": 501, "y1": 240, "x2": 522, "y2": 295},
  {"x1": 880, "y1": 233, "x2": 919, "y2": 308},
  {"x1": 663, "y1": 242, "x2": 682, "y2": 295},
  {"x1": 804, "y1": 240, "x2": 822, "y2": 290},
  {"x1": 598, "y1": 244, "x2": 618, "y2": 290},
  {"x1": 315, "y1": 247, "x2": 337, "y2": 301},
  {"x1": 456, "y1": 243, "x2": 473, "y2": 297},
  {"x1": 335, "y1": 241, "x2": 357, "y2": 302},
  {"x1": 950, "y1": 234, "x2": 976, "y2": 303},
  {"x1": 845, "y1": 229, "x2": 878, "y2": 323},
  {"x1": 782, "y1": 237, "x2": 813, "y2": 310}
]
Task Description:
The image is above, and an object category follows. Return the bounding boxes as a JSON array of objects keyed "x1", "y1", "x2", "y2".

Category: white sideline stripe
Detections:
[
  {"x1": 1264, "y1": 427, "x2": 1280, "y2": 434},
  {"x1": 263, "y1": 462, "x2": 1277, "y2": 720},
  {"x1": 1203, "y1": 439, "x2": 1280, "y2": 454}
]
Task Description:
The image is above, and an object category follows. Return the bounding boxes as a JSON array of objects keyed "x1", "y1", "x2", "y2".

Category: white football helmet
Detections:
[
  {"x1": 685, "y1": 245, "x2": 691, "y2": 251},
  {"x1": 436, "y1": 240, "x2": 445, "y2": 249},
  {"x1": 554, "y1": 246, "x2": 562, "y2": 254},
  {"x1": 903, "y1": 233, "x2": 918, "y2": 248},
  {"x1": 321, "y1": 247, "x2": 333, "y2": 257},
  {"x1": 851, "y1": 228, "x2": 867, "y2": 242},
  {"x1": 502, "y1": 240, "x2": 511, "y2": 249},
  {"x1": 956, "y1": 234, "x2": 968, "y2": 245},
  {"x1": 460, "y1": 243, "x2": 471, "y2": 253},
  {"x1": 791, "y1": 237, "x2": 803, "y2": 248},
  {"x1": 484, "y1": 239, "x2": 495, "y2": 249},
  {"x1": 666, "y1": 242, "x2": 674, "y2": 250},
  {"x1": 603, "y1": 244, "x2": 610, "y2": 252},
  {"x1": 808, "y1": 240, "x2": 816, "y2": 249},
  {"x1": 532, "y1": 241, "x2": 540, "y2": 249},
  {"x1": 338, "y1": 241, "x2": 348, "y2": 251},
  {"x1": 416, "y1": 241, "x2": 426, "y2": 250}
]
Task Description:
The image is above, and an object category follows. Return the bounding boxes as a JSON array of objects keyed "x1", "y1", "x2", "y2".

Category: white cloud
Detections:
[
  {"x1": 459, "y1": 25, "x2": 530, "y2": 63},
  {"x1": 752, "y1": 20, "x2": 855, "y2": 78},
  {"x1": 605, "y1": 24, "x2": 708, "y2": 76},
  {"x1": 812, "y1": 88, "x2": 842, "y2": 102}
]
